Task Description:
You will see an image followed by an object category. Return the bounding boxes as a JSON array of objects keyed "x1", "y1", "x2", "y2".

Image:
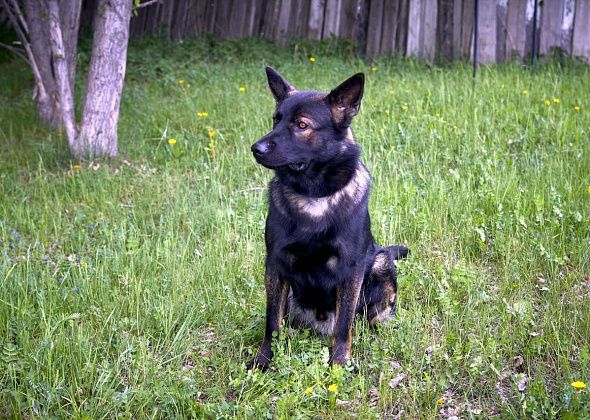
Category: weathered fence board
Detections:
[
  {"x1": 5, "y1": 0, "x2": 590, "y2": 63},
  {"x1": 573, "y1": 0, "x2": 590, "y2": 60},
  {"x1": 477, "y1": 0, "x2": 497, "y2": 64},
  {"x1": 561, "y1": 0, "x2": 575, "y2": 53},
  {"x1": 437, "y1": 0, "x2": 454, "y2": 61},
  {"x1": 421, "y1": 0, "x2": 438, "y2": 61},
  {"x1": 406, "y1": 0, "x2": 422, "y2": 57},
  {"x1": 539, "y1": 0, "x2": 563, "y2": 56},
  {"x1": 496, "y1": 0, "x2": 508, "y2": 62},
  {"x1": 451, "y1": 0, "x2": 463, "y2": 59},
  {"x1": 506, "y1": 0, "x2": 526, "y2": 59},
  {"x1": 366, "y1": 0, "x2": 384, "y2": 57},
  {"x1": 323, "y1": 0, "x2": 342, "y2": 38},
  {"x1": 460, "y1": 0, "x2": 475, "y2": 59},
  {"x1": 306, "y1": 0, "x2": 322, "y2": 40},
  {"x1": 379, "y1": 0, "x2": 398, "y2": 56}
]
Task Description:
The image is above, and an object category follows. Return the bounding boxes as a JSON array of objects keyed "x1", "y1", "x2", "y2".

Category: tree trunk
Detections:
[
  {"x1": 46, "y1": 0, "x2": 79, "y2": 153},
  {"x1": 77, "y1": 0, "x2": 132, "y2": 158},
  {"x1": 14, "y1": 0, "x2": 79, "y2": 128},
  {"x1": 21, "y1": 0, "x2": 60, "y2": 126},
  {"x1": 59, "y1": 0, "x2": 81, "y2": 98}
]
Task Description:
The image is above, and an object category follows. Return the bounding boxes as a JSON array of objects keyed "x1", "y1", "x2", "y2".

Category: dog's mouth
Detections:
[
  {"x1": 252, "y1": 153, "x2": 308, "y2": 172},
  {"x1": 288, "y1": 161, "x2": 308, "y2": 172}
]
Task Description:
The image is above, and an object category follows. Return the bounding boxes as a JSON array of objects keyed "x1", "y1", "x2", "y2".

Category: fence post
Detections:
[
  {"x1": 473, "y1": 0, "x2": 478, "y2": 81},
  {"x1": 531, "y1": 0, "x2": 538, "y2": 69}
]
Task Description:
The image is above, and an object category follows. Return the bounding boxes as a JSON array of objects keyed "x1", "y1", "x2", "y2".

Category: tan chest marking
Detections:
[{"x1": 283, "y1": 164, "x2": 370, "y2": 220}]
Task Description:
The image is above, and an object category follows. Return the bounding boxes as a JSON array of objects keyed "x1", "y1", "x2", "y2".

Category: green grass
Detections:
[{"x1": 1, "y1": 37, "x2": 589, "y2": 418}]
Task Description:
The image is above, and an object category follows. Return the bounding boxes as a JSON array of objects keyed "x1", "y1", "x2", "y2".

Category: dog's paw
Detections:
[
  {"x1": 246, "y1": 353, "x2": 271, "y2": 371},
  {"x1": 329, "y1": 352, "x2": 351, "y2": 367},
  {"x1": 329, "y1": 355, "x2": 359, "y2": 372}
]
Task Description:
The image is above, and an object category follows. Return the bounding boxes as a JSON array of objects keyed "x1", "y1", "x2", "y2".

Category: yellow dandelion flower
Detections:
[
  {"x1": 587, "y1": 185, "x2": 590, "y2": 194},
  {"x1": 305, "y1": 387, "x2": 313, "y2": 395},
  {"x1": 208, "y1": 129, "x2": 216, "y2": 160},
  {"x1": 402, "y1": 105, "x2": 409, "y2": 112},
  {"x1": 437, "y1": 397, "x2": 444, "y2": 405},
  {"x1": 328, "y1": 384, "x2": 338, "y2": 393},
  {"x1": 168, "y1": 138, "x2": 177, "y2": 145},
  {"x1": 239, "y1": 86, "x2": 246, "y2": 92},
  {"x1": 545, "y1": 99, "x2": 551, "y2": 106},
  {"x1": 309, "y1": 56, "x2": 316, "y2": 62},
  {"x1": 574, "y1": 106, "x2": 581, "y2": 112},
  {"x1": 371, "y1": 67, "x2": 377, "y2": 73},
  {"x1": 522, "y1": 89, "x2": 529, "y2": 95},
  {"x1": 571, "y1": 381, "x2": 587, "y2": 390},
  {"x1": 196, "y1": 112, "x2": 208, "y2": 117},
  {"x1": 72, "y1": 164, "x2": 81, "y2": 171},
  {"x1": 179, "y1": 79, "x2": 185, "y2": 85},
  {"x1": 553, "y1": 98, "x2": 560, "y2": 104}
]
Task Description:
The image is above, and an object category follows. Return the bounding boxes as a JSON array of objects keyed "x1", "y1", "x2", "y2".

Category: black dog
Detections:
[{"x1": 248, "y1": 67, "x2": 408, "y2": 369}]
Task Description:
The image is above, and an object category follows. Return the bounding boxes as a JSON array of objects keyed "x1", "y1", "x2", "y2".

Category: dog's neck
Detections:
[{"x1": 276, "y1": 144, "x2": 361, "y2": 197}]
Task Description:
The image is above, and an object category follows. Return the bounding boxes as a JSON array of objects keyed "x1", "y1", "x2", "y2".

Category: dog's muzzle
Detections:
[
  {"x1": 251, "y1": 139, "x2": 275, "y2": 159},
  {"x1": 251, "y1": 138, "x2": 307, "y2": 172}
]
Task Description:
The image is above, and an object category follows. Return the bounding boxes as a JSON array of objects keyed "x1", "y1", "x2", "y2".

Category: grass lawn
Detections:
[{"x1": 1, "y1": 37, "x2": 589, "y2": 418}]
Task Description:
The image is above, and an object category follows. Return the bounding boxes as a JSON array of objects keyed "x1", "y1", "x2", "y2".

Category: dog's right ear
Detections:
[{"x1": 266, "y1": 66, "x2": 295, "y2": 103}]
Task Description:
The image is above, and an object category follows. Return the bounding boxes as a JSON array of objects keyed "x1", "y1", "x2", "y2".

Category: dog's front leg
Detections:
[
  {"x1": 331, "y1": 274, "x2": 363, "y2": 365},
  {"x1": 247, "y1": 271, "x2": 289, "y2": 370}
]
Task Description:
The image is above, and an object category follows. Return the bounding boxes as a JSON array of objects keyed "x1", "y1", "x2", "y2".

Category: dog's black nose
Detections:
[{"x1": 251, "y1": 141, "x2": 273, "y2": 158}]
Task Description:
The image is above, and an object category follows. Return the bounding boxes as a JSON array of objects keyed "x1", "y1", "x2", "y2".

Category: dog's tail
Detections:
[{"x1": 387, "y1": 245, "x2": 409, "y2": 260}]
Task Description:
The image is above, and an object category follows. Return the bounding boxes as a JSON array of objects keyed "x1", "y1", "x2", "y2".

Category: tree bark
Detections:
[
  {"x1": 77, "y1": 0, "x2": 132, "y2": 158},
  {"x1": 59, "y1": 0, "x2": 81, "y2": 97},
  {"x1": 46, "y1": 0, "x2": 79, "y2": 153},
  {"x1": 20, "y1": 0, "x2": 60, "y2": 126}
]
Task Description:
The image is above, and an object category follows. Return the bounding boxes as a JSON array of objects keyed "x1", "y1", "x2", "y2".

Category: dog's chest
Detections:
[
  {"x1": 269, "y1": 164, "x2": 371, "y2": 224},
  {"x1": 280, "y1": 239, "x2": 340, "y2": 311},
  {"x1": 278, "y1": 237, "x2": 338, "y2": 273}
]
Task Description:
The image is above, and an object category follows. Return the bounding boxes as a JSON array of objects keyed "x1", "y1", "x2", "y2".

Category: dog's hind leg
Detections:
[
  {"x1": 361, "y1": 246, "x2": 409, "y2": 326},
  {"x1": 331, "y1": 273, "x2": 364, "y2": 365}
]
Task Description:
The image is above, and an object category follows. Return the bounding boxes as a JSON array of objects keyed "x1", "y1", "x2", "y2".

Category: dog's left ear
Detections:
[{"x1": 327, "y1": 73, "x2": 365, "y2": 128}]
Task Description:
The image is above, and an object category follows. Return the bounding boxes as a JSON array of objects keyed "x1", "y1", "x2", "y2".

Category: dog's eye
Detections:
[
  {"x1": 272, "y1": 117, "x2": 279, "y2": 125},
  {"x1": 297, "y1": 121, "x2": 308, "y2": 129}
]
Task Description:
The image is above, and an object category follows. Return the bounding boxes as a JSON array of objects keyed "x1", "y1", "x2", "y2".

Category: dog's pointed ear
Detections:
[
  {"x1": 266, "y1": 66, "x2": 295, "y2": 103},
  {"x1": 327, "y1": 73, "x2": 365, "y2": 128}
]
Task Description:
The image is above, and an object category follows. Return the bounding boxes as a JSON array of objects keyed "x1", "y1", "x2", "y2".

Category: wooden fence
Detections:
[{"x1": 5, "y1": 1, "x2": 590, "y2": 63}]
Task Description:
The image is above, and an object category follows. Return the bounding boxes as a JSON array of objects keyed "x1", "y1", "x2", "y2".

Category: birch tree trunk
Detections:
[
  {"x1": 77, "y1": 0, "x2": 132, "y2": 158},
  {"x1": 46, "y1": 0, "x2": 78, "y2": 152},
  {"x1": 20, "y1": 0, "x2": 60, "y2": 126}
]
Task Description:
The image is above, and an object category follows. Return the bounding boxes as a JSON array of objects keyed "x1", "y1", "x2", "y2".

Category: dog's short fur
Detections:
[{"x1": 248, "y1": 67, "x2": 409, "y2": 369}]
